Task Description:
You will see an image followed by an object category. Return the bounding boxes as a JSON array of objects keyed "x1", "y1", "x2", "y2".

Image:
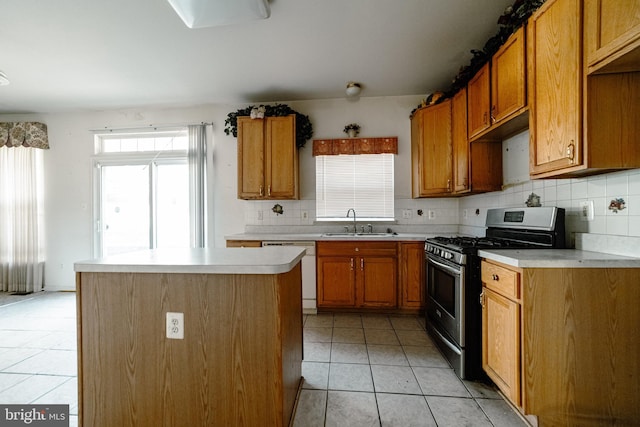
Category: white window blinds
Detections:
[{"x1": 316, "y1": 154, "x2": 394, "y2": 221}]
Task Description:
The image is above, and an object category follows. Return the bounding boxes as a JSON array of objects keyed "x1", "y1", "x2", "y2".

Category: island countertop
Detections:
[{"x1": 74, "y1": 247, "x2": 306, "y2": 275}]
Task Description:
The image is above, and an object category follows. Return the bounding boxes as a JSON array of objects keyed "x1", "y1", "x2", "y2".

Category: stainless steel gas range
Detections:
[{"x1": 424, "y1": 207, "x2": 565, "y2": 380}]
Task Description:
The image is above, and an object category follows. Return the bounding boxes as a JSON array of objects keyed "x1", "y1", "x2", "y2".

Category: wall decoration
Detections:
[
  {"x1": 608, "y1": 198, "x2": 626, "y2": 213},
  {"x1": 343, "y1": 123, "x2": 360, "y2": 138},
  {"x1": 525, "y1": 193, "x2": 541, "y2": 207}
]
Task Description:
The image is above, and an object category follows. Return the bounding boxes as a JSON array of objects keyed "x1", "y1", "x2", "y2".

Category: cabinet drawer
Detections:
[
  {"x1": 481, "y1": 261, "x2": 519, "y2": 300},
  {"x1": 317, "y1": 241, "x2": 397, "y2": 257}
]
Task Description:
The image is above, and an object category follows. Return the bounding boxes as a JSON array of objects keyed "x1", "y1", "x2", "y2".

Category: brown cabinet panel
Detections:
[
  {"x1": 528, "y1": 0, "x2": 583, "y2": 176},
  {"x1": 317, "y1": 256, "x2": 356, "y2": 307},
  {"x1": 585, "y1": 0, "x2": 640, "y2": 73},
  {"x1": 358, "y1": 256, "x2": 397, "y2": 308},
  {"x1": 316, "y1": 241, "x2": 398, "y2": 310},
  {"x1": 226, "y1": 240, "x2": 262, "y2": 248},
  {"x1": 482, "y1": 287, "x2": 521, "y2": 407},
  {"x1": 491, "y1": 26, "x2": 527, "y2": 124},
  {"x1": 452, "y1": 88, "x2": 470, "y2": 194},
  {"x1": 529, "y1": 0, "x2": 640, "y2": 178},
  {"x1": 411, "y1": 100, "x2": 453, "y2": 197},
  {"x1": 398, "y1": 242, "x2": 424, "y2": 309},
  {"x1": 237, "y1": 115, "x2": 298, "y2": 199},
  {"x1": 467, "y1": 63, "x2": 491, "y2": 138}
]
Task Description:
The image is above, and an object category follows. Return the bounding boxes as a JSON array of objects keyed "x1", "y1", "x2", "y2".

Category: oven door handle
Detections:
[
  {"x1": 429, "y1": 325, "x2": 462, "y2": 356},
  {"x1": 427, "y1": 257, "x2": 461, "y2": 276}
]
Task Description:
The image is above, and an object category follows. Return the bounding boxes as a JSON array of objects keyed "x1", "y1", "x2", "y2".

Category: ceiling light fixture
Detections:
[
  {"x1": 345, "y1": 82, "x2": 362, "y2": 97},
  {"x1": 167, "y1": 0, "x2": 271, "y2": 29},
  {"x1": 0, "y1": 71, "x2": 9, "y2": 86}
]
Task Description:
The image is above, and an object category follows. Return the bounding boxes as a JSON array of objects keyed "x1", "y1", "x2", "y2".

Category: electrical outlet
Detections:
[
  {"x1": 428, "y1": 210, "x2": 436, "y2": 220},
  {"x1": 580, "y1": 200, "x2": 594, "y2": 221},
  {"x1": 301, "y1": 210, "x2": 308, "y2": 220},
  {"x1": 257, "y1": 210, "x2": 263, "y2": 220},
  {"x1": 166, "y1": 312, "x2": 184, "y2": 339},
  {"x1": 462, "y1": 209, "x2": 468, "y2": 219},
  {"x1": 402, "y1": 209, "x2": 412, "y2": 219}
]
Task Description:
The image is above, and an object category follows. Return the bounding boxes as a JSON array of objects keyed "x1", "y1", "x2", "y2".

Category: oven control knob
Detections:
[{"x1": 444, "y1": 252, "x2": 453, "y2": 260}]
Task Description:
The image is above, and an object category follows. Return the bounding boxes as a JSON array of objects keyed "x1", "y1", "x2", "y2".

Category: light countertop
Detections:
[
  {"x1": 225, "y1": 232, "x2": 430, "y2": 242},
  {"x1": 478, "y1": 249, "x2": 640, "y2": 268},
  {"x1": 74, "y1": 247, "x2": 306, "y2": 275}
]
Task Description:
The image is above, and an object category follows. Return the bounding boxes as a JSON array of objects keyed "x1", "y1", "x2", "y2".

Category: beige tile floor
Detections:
[
  {"x1": 294, "y1": 312, "x2": 528, "y2": 426},
  {"x1": 0, "y1": 292, "x2": 528, "y2": 426}
]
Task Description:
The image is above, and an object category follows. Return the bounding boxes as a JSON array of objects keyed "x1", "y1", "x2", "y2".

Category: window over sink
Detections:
[{"x1": 315, "y1": 153, "x2": 394, "y2": 221}]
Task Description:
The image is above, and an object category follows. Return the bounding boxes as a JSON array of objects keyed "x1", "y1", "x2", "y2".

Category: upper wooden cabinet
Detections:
[
  {"x1": 237, "y1": 115, "x2": 299, "y2": 199},
  {"x1": 528, "y1": 0, "x2": 640, "y2": 178},
  {"x1": 584, "y1": 0, "x2": 640, "y2": 74},
  {"x1": 411, "y1": 100, "x2": 453, "y2": 197},
  {"x1": 452, "y1": 88, "x2": 503, "y2": 195},
  {"x1": 467, "y1": 27, "x2": 528, "y2": 141},
  {"x1": 467, "y1": 63, "x2": 491, "y2": 138}
]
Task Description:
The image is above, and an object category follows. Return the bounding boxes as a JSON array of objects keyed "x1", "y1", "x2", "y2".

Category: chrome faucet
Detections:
[{"x1": 346, "y1": 208, "x2": 357, "y2": 233}]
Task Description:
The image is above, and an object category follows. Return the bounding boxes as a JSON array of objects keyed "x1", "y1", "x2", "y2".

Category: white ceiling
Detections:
[{"x1": 0, "y1": 0, "x2": 514, "y2": 114}]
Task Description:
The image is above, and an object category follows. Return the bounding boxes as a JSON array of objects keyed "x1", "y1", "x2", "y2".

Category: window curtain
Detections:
[
  {"x1": 0, "y1": 146, "x2": 46, "y2": 293},
  {"x1": 188, "y1": 124, "x2": 207, "y2": 248}
]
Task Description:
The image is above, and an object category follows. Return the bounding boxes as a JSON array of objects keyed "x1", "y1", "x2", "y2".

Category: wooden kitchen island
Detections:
[{"x1": 74, "y1": 247, "x2": 305, "y2": 427}]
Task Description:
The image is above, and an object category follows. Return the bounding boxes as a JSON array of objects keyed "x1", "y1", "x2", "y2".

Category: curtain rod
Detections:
[{"x1": 89, "y1": 122, "x2": 214, "y2": 133}]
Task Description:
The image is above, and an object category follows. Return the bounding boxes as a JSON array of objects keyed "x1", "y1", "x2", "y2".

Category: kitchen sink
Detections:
[{"x1": 322, "y1": 232, "x2": 397, "y2": 237}]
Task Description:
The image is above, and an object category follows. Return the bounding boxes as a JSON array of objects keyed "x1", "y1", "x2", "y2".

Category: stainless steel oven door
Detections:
[{"x1": 426, "y1": 255, "x2": 465, "y2": 347}]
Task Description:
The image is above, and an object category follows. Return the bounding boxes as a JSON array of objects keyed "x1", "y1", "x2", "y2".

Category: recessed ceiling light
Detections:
[{"x1": 0, "y1": 71, "x2": 9, "y2": 86}]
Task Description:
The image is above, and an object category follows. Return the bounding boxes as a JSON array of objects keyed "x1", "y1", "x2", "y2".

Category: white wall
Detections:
[{"x1": 3, "y1": 99, "x2": 639, "y2": 290}]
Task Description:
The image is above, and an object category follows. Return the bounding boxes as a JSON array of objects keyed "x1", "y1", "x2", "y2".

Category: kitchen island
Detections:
[{"x1": 74, "y1": 247, "x2": 305, "y2": 427}]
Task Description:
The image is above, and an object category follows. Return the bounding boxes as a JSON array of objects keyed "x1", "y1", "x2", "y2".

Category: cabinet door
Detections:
[
  {"x1": 398, "y1": 242, "x2": 424, "y2": 309},
  {"x1": 411, "y1": 102, "x2": 453, "y2": 197},
  {"x1": 491, "y1": 26, "x2": 526, "y2": 124},
  {"x1": 467, "y1": 63, "x2": 491, "y2": 138},
  {"x1": 452, "y1": 88, "x2": 470, "y2": 194},
  {"x1": 585, "y1": 0, "x2": 640, "y2": 73},
  {"x1": 265, "y1": 115, "x2": 298, "y2": 199},
  {"x1": 237, "y1": 117, "x2": 265, "y2": 199},
  {"x1": 317, "y1": 256, "x2": 356, "y2": 307},
  {"x1": 528, "y1": 0, "x2": 583, "y2": 176},
  {"x1": 482, "y1": 287, "x2": 521, "y2": 407},
  {"x1": 358, "y1": 256, "x2": 397, "y2": 308}
]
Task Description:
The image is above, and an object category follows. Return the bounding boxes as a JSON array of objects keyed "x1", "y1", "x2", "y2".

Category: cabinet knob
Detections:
[
  {"x1": 360, "y1": 258, "x2": 364, "y2": 271},
  {"x1": 447, "y1": 179, "x2": 451, "y2": 191},
  {"x1": 492, "y1": 274, "x2": 499, "y2": 281},
  {"x1": 259, "y1": 185, "x2": 264, "y2": 197},
  {"x1": 350, "y1": 258, "x2": 354, "y2": 270},
  {"x1": 490, "y1": 105, "x2": 496, "y2": 123},
  {"x1": 479, "y1": 291, "x2": 485, "y2": 307},
  {"x1": 268, "y1": 185, "x2": 271, "y2": 196}
]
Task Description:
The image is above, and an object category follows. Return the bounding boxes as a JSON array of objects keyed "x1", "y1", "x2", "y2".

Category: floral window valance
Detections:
[
  {"x1": 312, "y1": 137, "x2": 397, "y2": 156},
  {"x1": 0, "y1": 122, "x2": 49, "y2": 149}
]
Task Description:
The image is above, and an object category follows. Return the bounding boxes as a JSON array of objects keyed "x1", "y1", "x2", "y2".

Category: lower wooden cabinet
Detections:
[
  {"x1": 481, "y1": 258, "x2": 640, "y2": 426},
  {"x1": 226, "y1": 240, "x2": 262, "y2": 247},
  {"x1": 398, "y1": 242, "x2": 424, "y2": 308},
  {"x1": 317, "y1": 241, "x2": 424, "y2": 311},
  {"x1": 317, "y1": 241, "x2": 397, "y2": 309}
]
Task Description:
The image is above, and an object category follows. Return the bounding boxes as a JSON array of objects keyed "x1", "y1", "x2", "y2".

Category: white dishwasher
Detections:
[{"x1": 261, "y1": 241, "x2": 316, "y2": 314}]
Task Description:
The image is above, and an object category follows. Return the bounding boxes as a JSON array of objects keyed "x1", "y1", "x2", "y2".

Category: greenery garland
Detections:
[{"x1": 224, "y1": 104, "x2": 313, "y2": 149}]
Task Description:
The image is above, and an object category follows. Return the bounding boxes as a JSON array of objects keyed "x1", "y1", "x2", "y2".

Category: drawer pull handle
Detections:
[
  {"x1": 360, "y1": 259, "x2": 364, "y2": 271},
  {"x1": 492, "y1": 274, "x2": 499, "y2": 281},
  {"x1": 350, "y1": 258, "x2": 354, "y2": 270},
  {"x1": 566, "y1": 142, "x2": 575, "y2": 164},
  {"x1": 480, "y1": 291, "x2": 485, "y2": 307}
]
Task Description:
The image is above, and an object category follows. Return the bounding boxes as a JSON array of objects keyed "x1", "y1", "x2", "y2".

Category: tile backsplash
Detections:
[{"x1": 243, "y1": 168, "x2": 640, "y2": 247}]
